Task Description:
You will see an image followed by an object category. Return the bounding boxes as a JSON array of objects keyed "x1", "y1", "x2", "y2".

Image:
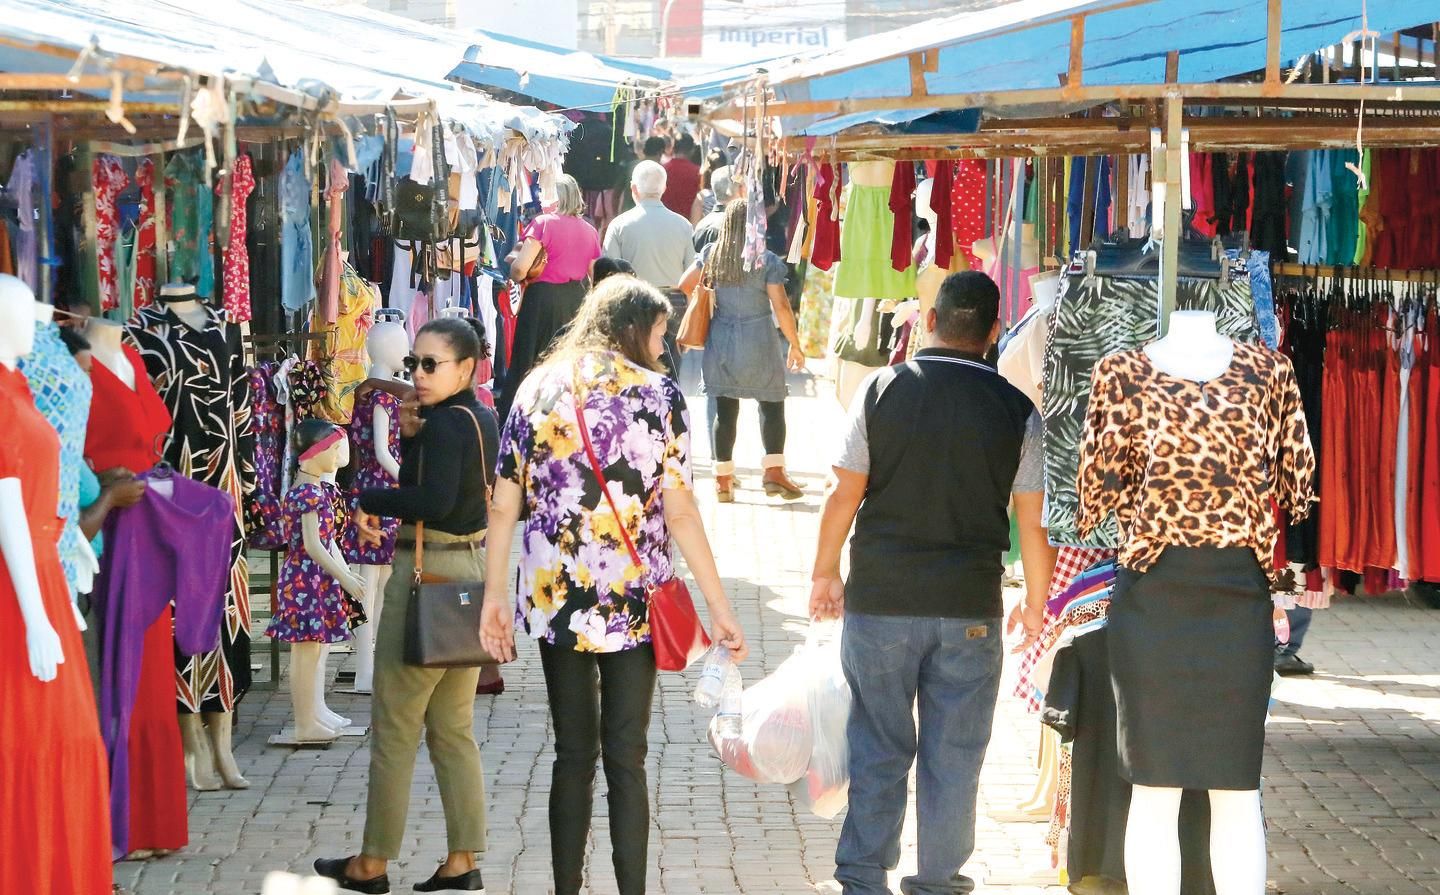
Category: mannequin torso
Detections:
[
  {"x1": 1144, "y1": 310, "x2": 1235, "y2": 382},
  {"x1": 849, "y1": 160, "x2": 894, "y2": 188},
  {"x1": 164, "y1": 298, "x2": 210, "y2": 332}
]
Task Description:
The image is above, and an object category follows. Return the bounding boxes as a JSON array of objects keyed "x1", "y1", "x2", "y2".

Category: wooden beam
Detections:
[
  {"x1": 1066, "y1": 17, "x2": 1086, "y2": 91},
  {"x1": 909, "y1": 52, "x2": 929, "y2": 98},
  {"x1": 1159, "y1": 91, "x2": 1183, "y2": 332},
  {"x1": 0, "y1": 36, "x2": 167, "y2": 75},
  {"x1": 1165, "y1": 50, "x2": 1179, "y2": 84},
  {"x1": 0, "y1": 100, "x2": 180, "y2": 113},
  {"x1": 1273, "y1": 262, "x2": 1437, "y2": 283},
  {"x1": 0, "y1": 73, "x2": 159, "y2": 91},
  {"x1": 1264, "y1": 0, "x2": 1283, "y2": 88}
]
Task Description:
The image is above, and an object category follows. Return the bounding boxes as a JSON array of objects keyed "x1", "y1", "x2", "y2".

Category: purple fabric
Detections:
[
  {"x1": 92, "y1": 472, "x2": 234, "y2": 858},
  {"x1": 1044, "y1": 561, "x2": 1117, "y2": 619}
]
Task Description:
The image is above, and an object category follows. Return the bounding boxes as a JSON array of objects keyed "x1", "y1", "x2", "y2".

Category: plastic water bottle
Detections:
[
  {"x1": 694, "y1": 646, "x2": 732, "y2": 708},
  {"x1": 715, "y1": 664, "x2": 743, "y2": 738}
]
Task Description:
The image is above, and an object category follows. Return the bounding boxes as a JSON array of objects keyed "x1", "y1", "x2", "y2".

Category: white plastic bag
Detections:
[
  {"x1": 709, "y1": 643, "x2": 815, "y2": 784},
  {"x1": 788, "y1": 626, "x2": 851, "y2": 818}
]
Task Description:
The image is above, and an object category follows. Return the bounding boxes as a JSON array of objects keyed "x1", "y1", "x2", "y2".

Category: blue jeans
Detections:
[
  {"x1": 836, "y1": 613, "x2": 1003, "y2": 895},
  {"x1": 1276, "y1": 606, "x2": 1312, "y2": 656}
]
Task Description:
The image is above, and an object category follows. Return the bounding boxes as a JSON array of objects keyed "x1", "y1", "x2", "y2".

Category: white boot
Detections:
[
  {"x1": 178, "y1": 712, "x2": 222, "y2": 792},
  {"x1": 350, "y1": 563, "x2": 389, "y2": 694},
  {"x1": 313, "y1": 643, "x2": 351, "y2": 731},
  {"x1": 204, "y1": 710, "x2": 251, "y2": 789},
  {"x1": 289, "y1": 642, "x2": 341, "y2": 744}
]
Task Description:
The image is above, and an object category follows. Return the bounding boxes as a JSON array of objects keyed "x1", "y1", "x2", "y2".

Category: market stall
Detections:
[
  {"x1": 699, "y1": 1, "x2": 1440, "y2": 891},
  {"x1": 0, "y1": 1, "x2": 573, "y2": 886}
]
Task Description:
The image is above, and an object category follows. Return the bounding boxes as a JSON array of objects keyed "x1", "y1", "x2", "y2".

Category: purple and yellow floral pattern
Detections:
[
  {"x1": 499, "y1": 351, "x2": 692, "y2": 653},
  {"x1": 264, "y1": 482, "x2": 352, "y2": 644}
]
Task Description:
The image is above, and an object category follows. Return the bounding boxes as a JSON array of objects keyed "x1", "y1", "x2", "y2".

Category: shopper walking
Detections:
[
  {"x1": 498, "y1": 173, "x2": 602, "y2": 425},
  {"x1": 603, "y1": 160, "x2": 695, "y2": 377},
  {"x1": 315, "y1": 317, "x2": 499, "y2": 895},
  {"x1": 480, "y1": 276, "x2": 747, "y2": 895},
  {"x1": 678, "y1": 199, "x2": 807, "y2": 502},
  {"x1": 810, "y1": 271, "x2": 1042, "y2": 895},
  {"x1": 691, "y1": 165, "x2": 736, "y2": 252}
]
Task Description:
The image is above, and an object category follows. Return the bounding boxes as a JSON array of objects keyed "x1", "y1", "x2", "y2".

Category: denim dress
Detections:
[
  {"x1": 699, "y1": 247, "x2": 789, "y2": 402},
  {"x1": 281, "y1": 150, "x2": 316, "y2": 312}
]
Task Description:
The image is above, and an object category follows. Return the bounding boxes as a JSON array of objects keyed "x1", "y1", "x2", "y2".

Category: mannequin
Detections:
[
  {"x1": 971, "y1": 222, "x2": 1041, "y2": 317},
  {"x1": 128, "y1": 281, "x2": 255, "y2": 790},
  {"x1": 899, "y1": 178, "x2": 962, "y2": 361},
  {"x1": 265, "y1": 420, "x2": 365, "y2": 743},
  {"x1": 1077, "y1": 308, "x2": 1303, "y2": 895},
  {"x1": 0, "y1": 274, "x2": 113, "y2": 894},
  {"x1": 344, "y1": 321, "x2": 408, "y2": 694},
  {"x1": 86, "y1": 318, "x2": 136, "y2": 388}
]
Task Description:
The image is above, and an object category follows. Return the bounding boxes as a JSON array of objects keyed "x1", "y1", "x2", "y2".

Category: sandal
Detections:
[{"x1": 716, "y1": 474, "x2": 735, "y2": 503}]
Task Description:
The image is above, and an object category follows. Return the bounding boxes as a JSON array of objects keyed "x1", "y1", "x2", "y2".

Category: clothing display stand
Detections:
[{"x1": 267, "y1": 725, "x2": 367, "y2": 747}]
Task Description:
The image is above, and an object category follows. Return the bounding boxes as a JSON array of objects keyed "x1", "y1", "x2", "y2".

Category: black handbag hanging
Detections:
[
  {"x1": 402, "y1": 405, "x2": 503, "y2": 668},
  {"x1": 393, "y1": 118, "x2": 451, "y2": 245}
]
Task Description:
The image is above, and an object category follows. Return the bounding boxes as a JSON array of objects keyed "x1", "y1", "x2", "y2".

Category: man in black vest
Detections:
[{"x1": 810, "y1": 270, "x2": 1043, "y2": 895}]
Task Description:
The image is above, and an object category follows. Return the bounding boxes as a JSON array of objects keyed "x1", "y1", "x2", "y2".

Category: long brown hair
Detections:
[
  {"x1": 706, "y1": 198, "x2": 750, "y2": 287},
  {"x1": 539, "y1": 275, "x2": 671, "y2": 373}
]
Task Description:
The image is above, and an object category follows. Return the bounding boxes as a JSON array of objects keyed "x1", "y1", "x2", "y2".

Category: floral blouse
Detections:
[
  {"x1": 1077, "y1": 342, "x2": 1316, "y2": 585},
  {"x1": 499, "y1": 351, "x2": 692, "y2": 653}
]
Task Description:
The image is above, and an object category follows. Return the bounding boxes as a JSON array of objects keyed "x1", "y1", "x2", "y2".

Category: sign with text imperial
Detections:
[{"x1": 701, "y1": 0, "x2": 846, "y2": 63}]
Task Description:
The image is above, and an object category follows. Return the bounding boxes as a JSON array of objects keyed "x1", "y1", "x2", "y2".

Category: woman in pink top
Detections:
[{"x1": 498, "y1": 174, "x2": 602, "y2": 423}]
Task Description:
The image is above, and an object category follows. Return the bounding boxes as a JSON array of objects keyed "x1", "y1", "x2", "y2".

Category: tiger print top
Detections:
[{"x1": 1076, "y1": 341, "x2": 1316, "y2": 585}]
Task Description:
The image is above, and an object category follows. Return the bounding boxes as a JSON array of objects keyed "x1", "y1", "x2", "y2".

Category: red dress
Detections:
[
  {"x1": 0, "y1": 365, "x2": 112, "y2": 893},
  {"x1": 84, "y1": 346, "x2": 187, "y2": 854}
]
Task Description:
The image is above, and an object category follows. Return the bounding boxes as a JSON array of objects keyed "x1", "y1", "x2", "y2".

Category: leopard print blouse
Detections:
[{"x1": 1076, "y1": 342, "x2": 1316, "y2": 584}]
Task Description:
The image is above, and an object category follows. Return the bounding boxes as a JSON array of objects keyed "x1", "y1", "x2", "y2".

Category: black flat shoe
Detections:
[
  {"x1": 314, "y1": 857, "x2": 391, "y2": 894},
  {"x1": 413, "y1": 868, "x2": 485, "y2": 892},
  {"x1": 1274, "y1": 653, "x2": 1315, "y2": 676}
]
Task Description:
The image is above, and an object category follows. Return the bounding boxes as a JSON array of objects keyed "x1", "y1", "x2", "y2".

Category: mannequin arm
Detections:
[
  {"x1": 301, "y1": 513, "x2": 364, "y2": 598},
  {"x1": 372, "y1": 406, "x2": 401, "y2": 481},
  {"x1": 0, "y1": 478, "x2": 63, "y2": 681}
]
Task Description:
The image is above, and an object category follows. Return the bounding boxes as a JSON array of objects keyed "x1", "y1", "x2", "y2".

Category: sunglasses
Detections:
[{"x1": 403, "y1": 355, "x2": 459, "y2": 375}]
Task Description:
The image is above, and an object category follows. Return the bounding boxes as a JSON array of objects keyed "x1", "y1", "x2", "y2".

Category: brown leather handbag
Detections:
[
  {"x1": 403, "y1": 406, "x2": 504, "y2": 668},
  {"x1": 676, "y1": 268, "x2": 715, "y2": 352}
]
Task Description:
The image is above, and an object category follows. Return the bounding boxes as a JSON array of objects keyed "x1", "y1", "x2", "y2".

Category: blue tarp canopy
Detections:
[
  {"x1": 736, "y1": 0, "x2": 1440, "y2": 138},
  {"x1": 449, "y1": 32, "x2": 672, "y2": 110}
]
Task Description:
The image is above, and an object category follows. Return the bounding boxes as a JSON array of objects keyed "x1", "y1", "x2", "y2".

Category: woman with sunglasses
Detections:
[
  {"x1": 315, "y1": 316, "x2": 499, "y2": 894},
  {"x1": 480, "y1": 275, "x2": 747, "y2": 895}
]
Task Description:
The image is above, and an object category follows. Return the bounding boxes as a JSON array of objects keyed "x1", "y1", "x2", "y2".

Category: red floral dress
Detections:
[{"x1": 264, "y1": 482, "x2": 351, "y2": 643}]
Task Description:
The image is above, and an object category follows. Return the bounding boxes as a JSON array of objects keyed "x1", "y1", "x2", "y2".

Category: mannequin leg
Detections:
[
  {"x1": 288, "y1": 642, "x2": 341, "y2": 744},
  {"x1": 313, "y1": 644, "x2": 352, "y2": 731},
  {"x1": 1016, "y1": 726, "x2": 1060, "y2": 815},
  {"x1": 1209, "y1": 789, "x2": 1266, "y2": 895},
  {"x1": 351, "y1": 564, "x2": 390, "y2": 694},
  {"x1": 205, "y1": 711, "x2": 253, "y2": 787},
  {"x1": 177, "y1": 713, "x2": 221, "y2": 792},
  {"x1": 1125, "y1": 784, "x2": 1184, "y2": 895}
]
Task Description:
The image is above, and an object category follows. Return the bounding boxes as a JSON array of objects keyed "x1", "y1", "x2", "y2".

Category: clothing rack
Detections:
[{"x1": 1273, "y1": 263, "x2": 1440, "y2": 285}]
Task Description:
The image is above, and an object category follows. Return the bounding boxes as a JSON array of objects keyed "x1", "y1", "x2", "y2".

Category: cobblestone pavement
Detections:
[{"x1": 117, "y1": 360, "x2": 1440, "y2": 895}]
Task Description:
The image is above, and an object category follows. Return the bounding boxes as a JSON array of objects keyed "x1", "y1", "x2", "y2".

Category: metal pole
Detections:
[
  {"x1": 658, "y1": 0, "x2": 676, "y2": 58},
  {"x1": 1159, "y1": 90, "x2": 1183, "y2": 334}
]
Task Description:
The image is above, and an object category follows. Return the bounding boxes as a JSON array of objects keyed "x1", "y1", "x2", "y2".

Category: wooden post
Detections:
[
  {"x1": 1067, "y1": 17, "x2": 1086, "y2": 91},
  {"x1": 1160, "y1": 91, "x2": 1183, "y2": 333},
  {"x1": 1264, "y1": 0, "x2": 1283, "y2": 90}
]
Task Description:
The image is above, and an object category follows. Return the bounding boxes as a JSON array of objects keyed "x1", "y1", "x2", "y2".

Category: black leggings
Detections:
[
  {"x1": 712, "y1": 397, "x2": 786, "y2": 462},
  {"x1": 539, "y1": 641, "x2": 657, "y2": 895}
]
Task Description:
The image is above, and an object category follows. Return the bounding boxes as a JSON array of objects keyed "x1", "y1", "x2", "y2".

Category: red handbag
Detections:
[{"x1": 574, "y1": 387, "x2": 711, "y2": 671}]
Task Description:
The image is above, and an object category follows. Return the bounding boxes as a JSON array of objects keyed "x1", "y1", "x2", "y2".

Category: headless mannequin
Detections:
[
  {"x1": 836, "y1": 160, "x2": 898, "y2": 409},
  {"x1": 1127, "y1": 309, "x2": 1261, "y2": 895},
  {"x1": 154, "y1": 284, "x2": 250, "y2": 789},
  {"x1": 0, "y1": 276, "x2": 65, "y2": 682},
  {"x1": 350, "y1": 322, "x2": 407, "y2": 694},
  {"x1": 898, "y1": 178, "x2": 961, "y2": 358},
  {"x1": 1030, "y1": 270, "x2": 1060, "y2": 314},
  {"x1": 288, "y1": 438, "x2": 366, "y2": 743},
  {"x1": 86, "y1": 318, "x2": 136, "y2": 389}
]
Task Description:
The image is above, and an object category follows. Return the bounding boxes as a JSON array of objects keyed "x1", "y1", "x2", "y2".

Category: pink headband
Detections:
[{"x1": 299, "y1": 429, "x2": 346, "y2": 462}]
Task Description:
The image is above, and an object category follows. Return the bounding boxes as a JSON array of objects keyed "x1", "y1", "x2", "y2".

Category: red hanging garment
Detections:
[
  {"x1": 810, "y1": 163, "x2": 842, "y2": 271},
  {"x1": 930, "y1": 161, "x2": 955, "y2": 270},
  {"x1": 950, "y1": 159, "x2": 988, "y2": 270},
  {"x1": 132, "y1": 159, "x2": 157, "y2": 309},
  {"x1": 889, "y1": 162, "x2": 917, "y2": 272}
]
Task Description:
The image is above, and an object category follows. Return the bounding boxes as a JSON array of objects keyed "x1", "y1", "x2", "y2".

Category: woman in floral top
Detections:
[{"x1": 482, "y1": 275, "x2": 746, "y2": 895}]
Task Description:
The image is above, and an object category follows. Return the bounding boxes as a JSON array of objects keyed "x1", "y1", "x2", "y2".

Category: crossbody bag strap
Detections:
[{"x1": 573, "y1": 387, "x2": 647, "y2": 576}]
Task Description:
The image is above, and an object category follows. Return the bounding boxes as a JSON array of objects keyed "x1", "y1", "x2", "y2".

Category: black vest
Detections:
[{"x1": 846, "y1": 348, "x2": 1032, "y2": 619}]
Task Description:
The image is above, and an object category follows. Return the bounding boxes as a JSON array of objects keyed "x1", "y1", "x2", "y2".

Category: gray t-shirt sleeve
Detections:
[
  {"x1": 764, "y1": 251, "x2": 789, "y2": 286},
  {"x1": 834, "y1": 385, "x2": 872, "y2": 475},
  {"x1": 1012, "y1": 410, "x2": 1045, "y2": 494}
]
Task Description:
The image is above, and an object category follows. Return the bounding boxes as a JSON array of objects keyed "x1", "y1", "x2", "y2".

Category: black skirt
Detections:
[
  {"x1": 497, "y1": 278, "x2": 587, "y2": 421},
  {"x1": 1108, "y1": 546, "x2": 1273, "y2": 790}
]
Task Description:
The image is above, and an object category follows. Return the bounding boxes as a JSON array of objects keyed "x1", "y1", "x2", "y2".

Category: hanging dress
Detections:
[
  {"x1": 126, "y1": 303, "x2": 254, "y2": 713},
  {"x1": 265, "y1": 481, "x2": 352, "y2": 643},
  {"x1": 0, "y1": 365, "x2": 113, "y2": 895}
]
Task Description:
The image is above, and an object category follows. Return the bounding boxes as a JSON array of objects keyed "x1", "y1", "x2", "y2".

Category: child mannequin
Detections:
[
  {"x1": 266, "y1": 420, "x2": 366, "y2": 743},
  {"x1": 343, "y1": 321, "x2": 408, "y2": 694}
]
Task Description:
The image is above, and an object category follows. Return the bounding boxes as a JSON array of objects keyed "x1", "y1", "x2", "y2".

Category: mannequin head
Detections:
[
  {"x1": 1030, "y1": 271, "x2": 1061, "y2": 312},
  {"x1": 926, "y1": 270, "x2": 1003, "y2": 354},
  {"x1": 0, "y1": 274, "x2": 39, "y2": 367},
  {"x1": 367, "y1": 322, "x2": 410, "y2": 378},
  {"x1": 294, "y1": 419, "x2": 350, "y2": 476},
  {"x1": 914, "y1": 178, "x2": 938, "y2": 229},
  {"x1": 159, "y1": 282, "x2": 199, "y2": 306}
]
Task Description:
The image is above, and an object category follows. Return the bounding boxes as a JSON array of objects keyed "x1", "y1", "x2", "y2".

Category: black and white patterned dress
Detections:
[{"x1": 126, "y1": 304, "x2": 255, "y2": 713}]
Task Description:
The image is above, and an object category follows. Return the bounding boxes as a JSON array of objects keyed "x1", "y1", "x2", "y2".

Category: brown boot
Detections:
[
  {"x1": 761, "y1": 457, "x2": 804, "y2": 500},
  {"x1": 715, "y1": 461, "x2": 737, "y2": 503}
]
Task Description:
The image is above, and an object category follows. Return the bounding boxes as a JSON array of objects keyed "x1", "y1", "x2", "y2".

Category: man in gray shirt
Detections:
[{"x1": 604, "y1": 159, "x2": 696, "y2": 375}]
